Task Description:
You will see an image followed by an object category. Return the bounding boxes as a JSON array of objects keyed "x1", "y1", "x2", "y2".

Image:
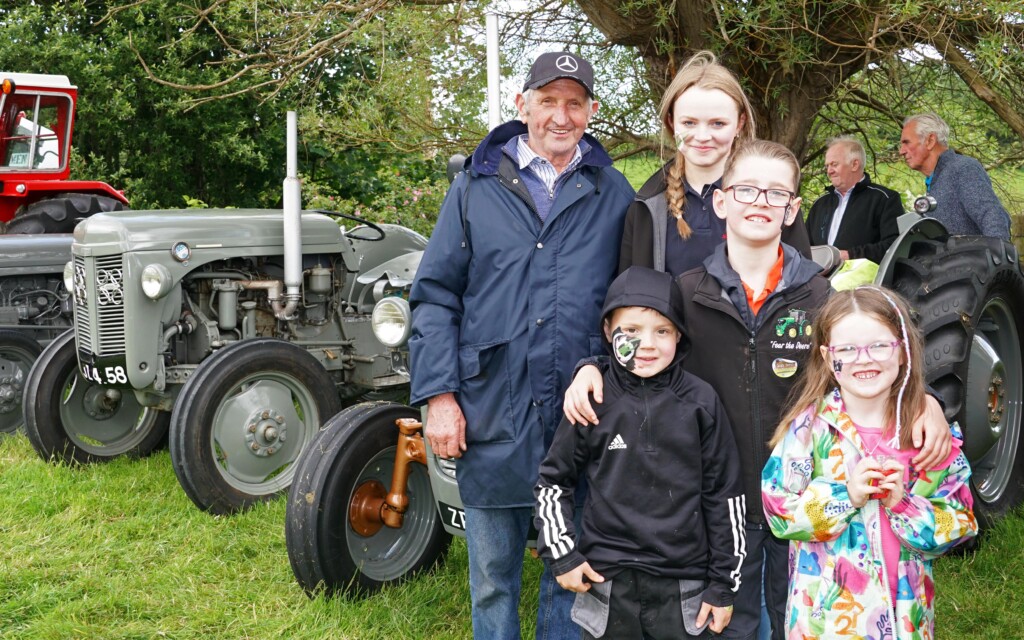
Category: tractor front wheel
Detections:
[
  {"x1": 169, "y1": 338, "x2": 341, "y2": 515},
  {"x1": 286, "y1": 402, "x2": 451, "y2": 596},
  {"x1": 23, "y1": 330, "x2": 169, "y2": 463},
  {"x1": 891, "y1": 236, "x2": 1024, "y2": 527},
  {"x1": 5, "y1": 193, "x2": 126, "y2": 235}
]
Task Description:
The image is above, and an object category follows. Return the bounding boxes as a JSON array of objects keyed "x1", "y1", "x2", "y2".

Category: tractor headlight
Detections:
[
  {"x1": 141, "y1": 264, "x2": 173, "y2": 300},
  {"x1": 63, "y1": 261, "x2": 75, "y2": 296},
  {"x1": 371, "y1": 297, "x2": 412, "y2": 348}
]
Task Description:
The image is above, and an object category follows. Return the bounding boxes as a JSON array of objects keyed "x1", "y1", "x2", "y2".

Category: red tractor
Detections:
[{"x1": 0, "y1": 72, "x2": 127, "y2": 234}]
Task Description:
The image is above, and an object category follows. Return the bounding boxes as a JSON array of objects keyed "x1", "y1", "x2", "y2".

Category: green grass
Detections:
[
  {"x1": 938, "y1": 513, "x2": 1024, "y2": 639},
  {"x1": 2, "y1": 432, "x2": 1023, "y2": 638},
  {"x1": 614, "y1": 154, "x2": 664, "y2": 191},
  {"x1": 0, "y1": 434, "x2": 543, "y2": 639}
]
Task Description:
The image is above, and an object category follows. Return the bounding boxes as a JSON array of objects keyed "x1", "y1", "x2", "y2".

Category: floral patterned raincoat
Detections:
[{"x1": 761, "y1": 389, "x2": 977, "y2": 639}]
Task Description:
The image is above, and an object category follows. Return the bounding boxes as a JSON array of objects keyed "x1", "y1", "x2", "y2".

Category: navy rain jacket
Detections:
[{"x1": 409, "y1": 120, "x2": 635, "y2": 508}]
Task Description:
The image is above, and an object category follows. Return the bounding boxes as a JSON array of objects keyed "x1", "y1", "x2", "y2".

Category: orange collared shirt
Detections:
[{"x1": 742, "y1": 247, "x2": 785, "y2": 316}]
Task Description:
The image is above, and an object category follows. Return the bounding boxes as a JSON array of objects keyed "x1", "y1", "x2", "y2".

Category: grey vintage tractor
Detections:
[
  {"x1": 284, "y1": 207, "x2": 1024, "y2": 596},
  {"x1": 0, "y1": 234, "x2": 75, "y2": 435},
  {"x1": 23, "y1": 113, "x2": 424, "y2": 516}
]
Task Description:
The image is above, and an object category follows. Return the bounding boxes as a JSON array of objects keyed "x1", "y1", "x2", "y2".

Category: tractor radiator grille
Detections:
[{"x1": 73, "y1": 254, "x2": 126, "y2": 355}]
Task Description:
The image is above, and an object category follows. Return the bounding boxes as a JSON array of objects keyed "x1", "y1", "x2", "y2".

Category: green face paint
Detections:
[{"x1": 611, "y1": 327, "x2": 641, "y2": 371}]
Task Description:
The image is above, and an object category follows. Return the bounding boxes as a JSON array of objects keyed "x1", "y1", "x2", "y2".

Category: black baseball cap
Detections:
[{"x1": 522, "y1": 52, "x2": 595, "y2": 98}]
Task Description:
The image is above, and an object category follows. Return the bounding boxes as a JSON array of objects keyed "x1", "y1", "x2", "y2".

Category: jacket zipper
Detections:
[
  {"x1": 694, "y1": 274, "x2": 817, "y2": 520},
  {"x1": 640, "y1": 378, "x2": 654, "y2": 451},
  {"x1": 869, "y1": 499, "x2": 899, "y2": 632},
  {"x1": 750, "y1": 286, "x2": 813, "y2": 471},
  {"x1": 749, "y1": 333, "x2": 763, "y2": 471}
]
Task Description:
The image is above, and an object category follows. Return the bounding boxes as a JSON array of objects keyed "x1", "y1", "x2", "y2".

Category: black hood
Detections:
[{"x1": 601, "y1": 267, "x2": 687, "y2": 359}]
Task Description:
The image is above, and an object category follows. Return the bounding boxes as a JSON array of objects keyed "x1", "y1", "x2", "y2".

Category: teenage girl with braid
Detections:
[{"x1": 618, "y1": 50, "x2": 810, "y2": 276}]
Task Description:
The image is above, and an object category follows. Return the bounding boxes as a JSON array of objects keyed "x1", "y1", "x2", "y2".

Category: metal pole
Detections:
[{"x1": 485, "y1": 9, "x2": 501, "y2": 130}]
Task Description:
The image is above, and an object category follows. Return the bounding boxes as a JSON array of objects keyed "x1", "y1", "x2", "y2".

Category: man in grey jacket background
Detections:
[{"x1": 900, "y1": 112, "x2": 1011, "y2": 240}]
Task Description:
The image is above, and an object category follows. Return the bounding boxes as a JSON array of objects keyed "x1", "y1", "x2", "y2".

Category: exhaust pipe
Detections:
[{"x1": 279, "y1": 110, "x2": 301, "y2": 319}]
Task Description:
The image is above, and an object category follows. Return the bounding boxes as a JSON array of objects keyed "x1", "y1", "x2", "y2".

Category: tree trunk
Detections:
[{"x1": 576, "y1": 0, "x2": 860, "y2": 159}]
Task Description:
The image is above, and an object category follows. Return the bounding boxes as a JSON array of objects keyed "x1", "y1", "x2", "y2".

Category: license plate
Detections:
[
  {"x1": 78, "y1": 351, "x2": 130, "y2": 386},
  {"x1": 438, "y1": 501, "x2": 466, "y2": 531}
]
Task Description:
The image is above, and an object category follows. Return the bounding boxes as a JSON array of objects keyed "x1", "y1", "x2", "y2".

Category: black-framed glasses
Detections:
[
  {"x1": 723, "y1": 184, "x2": 794, "y2": 207},
  {"x1": 826, "y1": 341, "x2": 902, "y2": 364}
]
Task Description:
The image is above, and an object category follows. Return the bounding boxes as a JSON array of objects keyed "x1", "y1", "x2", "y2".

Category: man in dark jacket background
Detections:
[
  {"x1": 806, "y1": 135, "x2": 902, "y2": 263},
  {"x1": 409, "y1": 51, "x2": 635, "y2": 639}
]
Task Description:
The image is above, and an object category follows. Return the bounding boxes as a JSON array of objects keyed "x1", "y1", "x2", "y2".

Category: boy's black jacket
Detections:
[
  {"x1": 535, "y1": 267, "x2": 746, "y2": 607},
  {"x1": 678, "y1": 243, "x2": 831, "y2": 524}
]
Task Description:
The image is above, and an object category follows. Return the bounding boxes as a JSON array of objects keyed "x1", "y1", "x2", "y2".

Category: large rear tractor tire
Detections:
[
  {"x1": 890, "y1": 236, "x2": 1024, "y2": 527},
  {"x1": 5, "y1": 193, "x2": 126, "y2": 235},
  {"x1": 23, "y1": 330, "x2": 169, "y2": 463},
  {"x1": 169, "y1": 339, "x2": 342, "y2": 515},
  {"x1": 286, "y1": 402, "x2": 451, "y2": 597},
  {"x1": 0, "y1": 330, "x2": 42, "y2": 436}
]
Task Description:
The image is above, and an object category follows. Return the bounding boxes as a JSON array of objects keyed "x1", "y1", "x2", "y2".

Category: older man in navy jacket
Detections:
[{"x1": 409, "y1": 51, "x2": 634, "y2": 639}]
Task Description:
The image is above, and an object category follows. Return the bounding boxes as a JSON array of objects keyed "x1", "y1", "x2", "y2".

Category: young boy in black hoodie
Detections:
[{"x1": 535, "y1": 266, "x2": 745, "y2": 640}]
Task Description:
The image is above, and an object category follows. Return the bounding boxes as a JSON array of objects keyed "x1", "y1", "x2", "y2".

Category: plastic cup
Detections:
[{"x1": 869, "y1": 454, "x2": 897, "y2": 499}]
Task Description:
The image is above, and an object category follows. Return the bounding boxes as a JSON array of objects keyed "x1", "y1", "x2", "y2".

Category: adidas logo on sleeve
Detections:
[{"x1": 608, "y1": 434, "x2": 627, "y2": 450}]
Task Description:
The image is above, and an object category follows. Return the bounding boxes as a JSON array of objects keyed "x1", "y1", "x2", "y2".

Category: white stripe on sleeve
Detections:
[{"x1": 538, "y1": 485, "x2": 574, "y2": 559}]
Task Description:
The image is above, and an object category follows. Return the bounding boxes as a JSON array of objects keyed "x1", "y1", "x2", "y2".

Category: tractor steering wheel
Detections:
[{"x1": 311, "y1": 209, "x2": 386, "y2": 242}]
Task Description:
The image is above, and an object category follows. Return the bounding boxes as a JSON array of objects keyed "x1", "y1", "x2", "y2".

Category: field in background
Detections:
[{"x1": 2, "y1": 432, "x2": 1023, "y2": 639}]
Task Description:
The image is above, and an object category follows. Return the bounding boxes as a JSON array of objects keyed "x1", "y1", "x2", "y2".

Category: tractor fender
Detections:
[
  {"x1": 3, "y1": 179, "x2": 129, "y2": 208},
  {"x1": 874, "y1": 213, "x2": 949, "y2": 287}
]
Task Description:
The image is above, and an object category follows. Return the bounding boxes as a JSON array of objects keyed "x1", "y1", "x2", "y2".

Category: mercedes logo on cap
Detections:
[{"x1": 556, "y1": 55, "x2": 579, "y2": 72}]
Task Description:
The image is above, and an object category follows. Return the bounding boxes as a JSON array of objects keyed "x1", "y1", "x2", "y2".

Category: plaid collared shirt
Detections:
[{"x1": 515, "y1": 135, "x2": 583, "y2": 195}]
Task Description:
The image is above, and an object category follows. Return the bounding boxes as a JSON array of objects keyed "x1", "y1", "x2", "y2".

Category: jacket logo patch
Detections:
[
  {"x1": 774, "y1": 308, "x2": 812, "y2": 340},
  {"x1": 771, "y1": 308, "x2": 813, "y2": 352},
  {"x1": 772, "y1": 358, "x2": 799, "y2": 378},
  {"x1": 608, "y1": 434, "x2": 627, "y2": 450}
]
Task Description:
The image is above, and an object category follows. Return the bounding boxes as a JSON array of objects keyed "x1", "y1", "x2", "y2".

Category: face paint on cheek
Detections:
[
  {"x1": 674, "y1": 130, "x2": 692, "y2": 152},
  {"x1": 611, "y1": 327, "x2": 641, "y2": 371},
  {"x1": 832, "y1": 359, "x2": 843, "y2": 377}
]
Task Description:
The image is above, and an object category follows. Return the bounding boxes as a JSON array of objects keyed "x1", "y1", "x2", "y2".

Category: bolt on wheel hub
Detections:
[
  {"x1": 244, "y1": 408, "x2": 288, "y2": 457},
  {"x1": 0, "y1": 377, "x2": 19, "y2": 413},
  {"x1": 81, "y1": 386, "x2": 122, "y2": 420}
]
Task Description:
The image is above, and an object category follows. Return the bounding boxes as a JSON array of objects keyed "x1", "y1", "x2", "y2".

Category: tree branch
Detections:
[{"x1": 932, "y1": 31, "x2": 1024, "y2": 140}]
